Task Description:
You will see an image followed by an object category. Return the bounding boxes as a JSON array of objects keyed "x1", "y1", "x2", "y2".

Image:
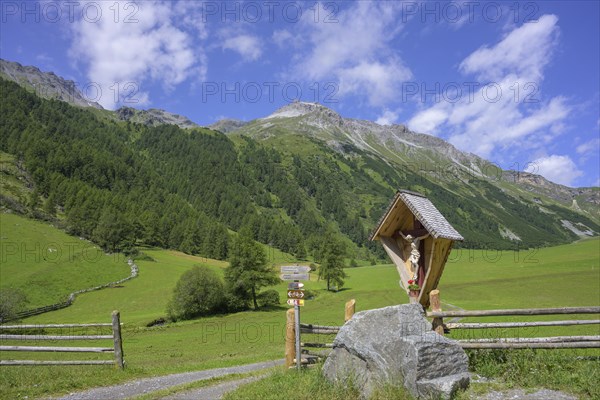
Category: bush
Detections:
[
  {"x1": 303, "y1": 289, "x2": 318, "y2": 300},
  {"x1": 224, "y1": 291, "x2": 249, "y2": 313},
  {"x1": 0, "y1": 288, "x2": 28, "y2": 322},
  {"x1": 134, "y1": 252, "x2": 156, "y2": 262},
  {"x1": 257, "y1": 289, "x2": 280, "y2": 308},
  {"x1": 167, "y1": 266, "x2": 225, "y2": 321}
]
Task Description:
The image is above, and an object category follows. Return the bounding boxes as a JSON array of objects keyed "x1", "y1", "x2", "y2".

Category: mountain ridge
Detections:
[
  {"x1": 1, "y1": 59, "x2": 597, "y2": 255},
  {"x1": 0, "y1": 58, "x2": 103, "y2": 109},
  {"x1": 230, "y1": 101, "x2": 599, "y2": 212}
]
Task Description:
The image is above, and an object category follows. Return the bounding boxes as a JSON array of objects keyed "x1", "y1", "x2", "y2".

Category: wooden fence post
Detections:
[
  {"x1": 429, "y1": 290, "x2": 444, "y2": 336},
  {"x1": 285, "y1": 308, "x2": 295, "y2": 368},
  {"x1": 345, "y1": 299, "x2": 356, "y2": 322},
  {"x1": 112, "y1": 311, "x2": 124, "y2": 369}
]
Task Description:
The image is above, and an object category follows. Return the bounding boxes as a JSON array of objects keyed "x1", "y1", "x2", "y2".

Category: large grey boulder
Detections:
[{"x1": 322, "y1": 304, "x2": 470, "y2": 399}]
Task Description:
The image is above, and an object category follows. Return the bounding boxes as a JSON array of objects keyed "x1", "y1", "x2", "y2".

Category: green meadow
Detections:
[
  {"x1": 0, "y1": 212, "x2": 598, "y2": 399},
  {"x1": 0, "y1": 213, "x2": 130, "y2": 308}
]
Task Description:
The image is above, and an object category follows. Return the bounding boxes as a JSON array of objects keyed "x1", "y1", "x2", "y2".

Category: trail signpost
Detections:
[
  {"x1": 279, "y1": 273, "x2": 310, "y2": 281},
  {"x1": 280, "y1": 266, "x2": 311, "y2": 274},
  {"x1": 287, "y1": 290, "x2": 305, "y2": 299},
  {"x1": 281, "y1": 265, "x2": 310, "y2": 370}
]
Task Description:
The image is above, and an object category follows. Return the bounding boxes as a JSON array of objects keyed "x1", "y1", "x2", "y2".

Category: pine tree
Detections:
[
  {"x1": 44, "y1": 192, "x2": 57, "y2": 216},
  {"x1": 318, "y1": 230, "x2": 347, "y2": 291},
  {"x1": 27, "y1": 188, "x2": 41, "y2": 213},
  {"x1": 224, "y1": 228, "x2": 279, "y2": 309},
  {"x1": 93, "y1": 208, "x2": 130, "y2": 252}
]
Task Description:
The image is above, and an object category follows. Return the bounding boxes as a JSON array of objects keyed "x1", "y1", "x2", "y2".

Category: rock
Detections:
[{"x1": 322, "y1": 304, "x2": 470, "y2": 399}]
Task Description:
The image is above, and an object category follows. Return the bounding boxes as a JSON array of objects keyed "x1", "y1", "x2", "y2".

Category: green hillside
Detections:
[
  {"x1": 0, "y1": 213, "x2": 129, "y2": 308},
  {"x1": 1, "y1": 77, "x2": 598, "y2": 270}
]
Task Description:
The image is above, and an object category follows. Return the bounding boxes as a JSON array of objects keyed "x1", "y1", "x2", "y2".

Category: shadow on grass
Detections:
[
  {"x1": 319, "y1": 288, "x2": 352, "y2": 293},
  {"x1": 254, "y1": 305, "x2": 288, "y2": 312}
]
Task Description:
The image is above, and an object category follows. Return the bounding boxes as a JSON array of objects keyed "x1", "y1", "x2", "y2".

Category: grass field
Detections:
[
  {"x1": 0, "y1": 212, "x2": 598, "y2": 399},
  {"x1": 0, "y1": 213, "x2": 130, "y2": 308}
]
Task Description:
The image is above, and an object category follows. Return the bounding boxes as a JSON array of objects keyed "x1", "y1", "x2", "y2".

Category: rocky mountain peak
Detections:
[
  {"x1": 115, "y1": 106, "x2": 199, "y2": 129},
  {"x1": 0, "y1": 59, "x2": 103, "y2": 109},
  {"x1": 264, "y1": 101, "x2": 341, "y2": 121},
  {"x1": 208, "y1": 118, "x2": 249, "y2": 134}
]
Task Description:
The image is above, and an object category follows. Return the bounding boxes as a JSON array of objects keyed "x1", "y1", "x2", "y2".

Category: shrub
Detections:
[
  {"x1": 257, "y1": 289, "x2": 280, "y2": 308},
  {"x1": 0, "y1": 288, "x2": 28, "y2": 322},
  {"x1": 167, "y1": 266, "x2": 225, "y2": 321},
  {"x1": 224, "y1": 290, "x2": 249, "y2": 313},
  {"x1": 303, "y1": 289, "x2": 318, "y2": 300},
  {"x1": 134, "y1": 252, "x2": 156, "y2": 262}
]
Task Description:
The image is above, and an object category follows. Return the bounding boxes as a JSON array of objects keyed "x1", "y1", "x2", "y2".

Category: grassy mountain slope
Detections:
[
  {"x1": 230, "y1": 102, "x2": 599, "y2": 249},
  {"x1": 0, "y1": 213, "x2": 130, "y2": 308}
]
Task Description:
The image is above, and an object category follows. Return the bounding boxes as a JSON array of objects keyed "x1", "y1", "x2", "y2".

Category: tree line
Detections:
[{"x1": 0, "y1": 78, "x2": 375, "y2": 261}]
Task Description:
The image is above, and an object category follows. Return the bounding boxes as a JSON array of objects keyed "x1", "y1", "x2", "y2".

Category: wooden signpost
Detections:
[
  {"x1": 281, "y1": 266, "x2": 311, "y2": 274},
  {"x1": 281, "y1": 266, "x2": 310, "y2": 370},
  {"x1": 280, "y1": 273, "x2": 310, "y2": 281}
]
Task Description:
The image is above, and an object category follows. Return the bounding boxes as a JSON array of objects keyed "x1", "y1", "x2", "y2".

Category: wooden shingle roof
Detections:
[{"x1": 370, "y1": 190, "x2": 464, "y2": 241}]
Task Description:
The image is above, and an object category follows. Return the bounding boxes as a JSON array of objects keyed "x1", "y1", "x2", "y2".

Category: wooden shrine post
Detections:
[{"x1": 429, "y1": 290, "x2": 444, "y2": 336}]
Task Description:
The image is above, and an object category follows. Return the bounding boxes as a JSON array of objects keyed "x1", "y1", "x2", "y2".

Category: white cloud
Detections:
[
  {"x1": 272, "y1": 29, "x2": 293, "y2": 48},
  {"x1": 376, "y1": 109, "x2": 401, "y2": 126},
  {"x1": 576, "y1": 138, "x2": 600, "y2": 155},
  {"x1": 337, "y1": 60, "x2": 411, "y2": 107},
  {"x1": 291, "y1": 2, "x2": 410, "y2": 107},
  {"x1": 222, "y1": 34, "x2": 262, "y2": 61},
  {"x1": 408, "y1": 107, "x2": 448, "y2": 134},
  {"x1": 526, "y1": 155, "x2": 583, "y2": 186},
  {"x1": 69, "y1": 1, "x2": 207, "y2": 109},
  {"x1": 407, "y1": 14, "x2": 568, "y2": 160},
  {"x1": 460, "y1": 14, "x2": 559, "y2": 81}
]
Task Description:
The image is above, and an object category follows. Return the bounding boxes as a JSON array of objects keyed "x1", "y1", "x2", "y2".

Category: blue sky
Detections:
[{"x1": 1, "y1": 1, "x2": 598, "y2": 187}]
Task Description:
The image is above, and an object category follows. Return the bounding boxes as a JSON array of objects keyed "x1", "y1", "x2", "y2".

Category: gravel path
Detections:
[
  {"x1": 50, "y1": 359, "x2": 284, "y2": 400},
  {"x1": 473, "y1": 388, "x2": 578, "y2": 400},
  {"x1": 161, "y1": 374, "x2": 268, "y2": 400}
]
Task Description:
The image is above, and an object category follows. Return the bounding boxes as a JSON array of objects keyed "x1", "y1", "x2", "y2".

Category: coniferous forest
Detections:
[
  {"x1": 0, "y1": 79, "x2": 379, "y2": 261},
  {"x1": 1, "y1": 78, "x2": 598, "y2": 263}
]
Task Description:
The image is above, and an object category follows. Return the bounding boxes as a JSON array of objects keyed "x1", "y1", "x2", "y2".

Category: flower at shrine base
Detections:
[{"x1": 407, "y1": 279, "x2": 420, "y2": 291}]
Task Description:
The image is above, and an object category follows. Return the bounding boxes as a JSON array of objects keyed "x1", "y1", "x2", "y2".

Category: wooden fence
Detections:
[
  {"x1": 0, "y1": 311, "x2": 124, "y2": 368},
  {"x1": 285, "y1": 299, "x2": 354, "y2": 368},
  {"x1": 284, "y1": 292, "x2": 600, "y2": 366},
  {"x1": 3, "y1": 260, "x2": 138, "y2": 323},
  {"x1": 426, "y1": 290, "x2": 600, "y2": 349}
]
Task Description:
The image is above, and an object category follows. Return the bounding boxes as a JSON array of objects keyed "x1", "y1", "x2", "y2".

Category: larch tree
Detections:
[
  {"x1": 225, "y1": 228, "x2": 279, "y2": 309},
  {"x1": 318, "y1": 230, "x2": 347, "y2": 291}
]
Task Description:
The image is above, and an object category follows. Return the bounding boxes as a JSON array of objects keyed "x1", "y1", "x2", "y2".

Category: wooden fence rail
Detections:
[
  {"x1": 458, "y1": 335, "x2": 600, "y2": 343},
  {"x1": 0, "y1": 311, "x2": 124, "y2": 368},
  {"x1": 426, "y1": 306, "x2": 600, "y2": 318},
  {"x1": 459, "y1": 342, "x2": 600, "y2": 349},
  {"x1": 446, "y1": 320, "x2": 600, "y2": 329},
  {"x1": 0, "y1": 335, "x2": 113, "y2": 340},
  {"x1": 427, "y1": 290, "x2": 600, "y2": 350}
]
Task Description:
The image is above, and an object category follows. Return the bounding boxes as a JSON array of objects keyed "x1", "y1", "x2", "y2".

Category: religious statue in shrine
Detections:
[{"x1": 398, "y1": 232, "x2": 430, "y2": 283}]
